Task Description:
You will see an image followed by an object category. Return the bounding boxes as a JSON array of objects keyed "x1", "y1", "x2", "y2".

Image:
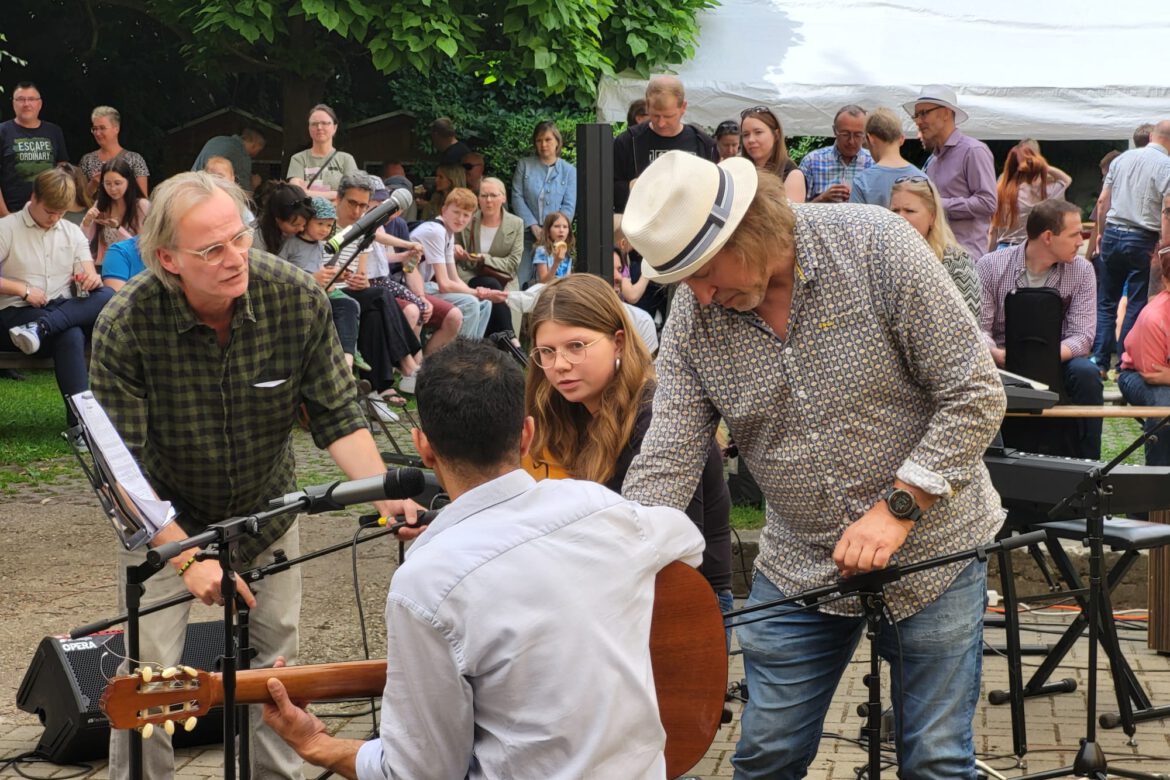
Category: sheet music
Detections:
[{"x1": 70, "y1": 391, "x2": 175, "y2": 544}]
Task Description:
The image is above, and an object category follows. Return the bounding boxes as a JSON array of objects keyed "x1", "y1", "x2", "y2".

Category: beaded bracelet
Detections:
[{"x1": 178, "y1": 555, "x2": 198, "y2": 576}]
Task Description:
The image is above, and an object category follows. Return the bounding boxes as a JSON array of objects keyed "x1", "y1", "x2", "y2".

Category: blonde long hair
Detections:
[
  {"x1": 890, "y1": 177, "x2": 959, "y2": 261},
  {"x1": 525, "y1": 275, "x2": 655, "y2": 484}
]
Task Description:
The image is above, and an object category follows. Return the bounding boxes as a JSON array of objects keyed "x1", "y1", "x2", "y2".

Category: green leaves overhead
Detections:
[{"x1": 166, "y1": 0, "x2": 716, "y2": 104}]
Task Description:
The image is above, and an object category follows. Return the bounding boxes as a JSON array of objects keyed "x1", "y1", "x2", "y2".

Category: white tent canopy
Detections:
[{"x1": 597, "y1": 0, "x2": 1170, "y2": 141}]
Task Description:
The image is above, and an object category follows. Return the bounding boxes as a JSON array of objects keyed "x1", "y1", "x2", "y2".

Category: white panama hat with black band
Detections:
[{"x1": 621, "y1": 151, "x2": 759, "y2": 285}]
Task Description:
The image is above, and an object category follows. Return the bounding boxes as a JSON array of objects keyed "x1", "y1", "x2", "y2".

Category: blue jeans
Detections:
[
  {"x1": 328, "y1": 293, "x2": 360, "y2": 356},
  {"x1": 1063, "y1": 357, "x2": 1104, "y2": 459},
  {"x1": 1093, "y1": 225, "x2": 1158, "y2": 369},
  {"x1": 1118, "y1": 369, "x2": 1170, "y2": 465},
  {"x1": 424, "y1": 282, "x2": 491, "y2": 339},
  {"x1": 732, "y1": 561, "x2": 986, "y2": 779},
  {"x1": 0, "y1": 288, "x2": 114, "y2": 425}
]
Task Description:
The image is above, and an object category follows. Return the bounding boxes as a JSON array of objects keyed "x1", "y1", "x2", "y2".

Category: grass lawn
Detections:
[{"x1": 0, "y1": 370, "x2": 1152, "y2": 526}]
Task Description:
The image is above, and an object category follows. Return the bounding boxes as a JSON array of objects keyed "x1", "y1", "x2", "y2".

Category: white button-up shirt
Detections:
[
  {"x1": 0, "y1": 204, "x2": 91, "y2": 309},
  {"x1": 355, "y1": 469, "x2": 704, "y2": 780}
]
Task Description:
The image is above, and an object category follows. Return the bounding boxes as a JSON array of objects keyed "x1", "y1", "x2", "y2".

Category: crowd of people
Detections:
[{"x1": 4, "y1": 70, "x2": 1170, "y2": 780}]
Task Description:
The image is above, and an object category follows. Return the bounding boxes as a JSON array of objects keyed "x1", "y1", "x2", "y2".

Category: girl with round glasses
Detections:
[{"x1": 524, "y1": 274, "x2": 732, "y2": 607}]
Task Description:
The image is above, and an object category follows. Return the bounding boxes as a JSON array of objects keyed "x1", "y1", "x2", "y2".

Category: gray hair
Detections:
[
  {"x1": 479, "y1": 176, "x2": 507, "y2": 199},
  {"x1": 833, "y1": 104, "x2": 866, "y2": 129},
  {"x1": 139, "y1": 172, "x2": 249, "y2": 294},
  {"x1": 91, "y1": 105, "x2": 121, "y2": 126},
  {"x1": 337, "y1": 173, "x2": 373, "y2": 200}
]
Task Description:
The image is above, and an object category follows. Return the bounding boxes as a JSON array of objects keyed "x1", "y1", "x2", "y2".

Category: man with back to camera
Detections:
[
  {"x1": 90, "y1": 171, "x2": 421, "y2": 780},
  {"x1": 612, "y1": 75, "x2": 718, "y2": 212},
  {"x1": 1091, "y1": 119, "x2": 1170, "y2": 375},
  {"x1": 620, "y1": 150, "x2": 1005, "y2": 778},
  {"x1": 906, "y1": 85, "x2": 996, "y2": 262},
  {"x1": 799, "y1": 104, "x2": 874, "y2": 203},
  {"x1": 262, "y1": 339, "x2": 705, "y2": 779},
  {"x1": 191, "y1": 127, "x2": 266, "y2": 193}
]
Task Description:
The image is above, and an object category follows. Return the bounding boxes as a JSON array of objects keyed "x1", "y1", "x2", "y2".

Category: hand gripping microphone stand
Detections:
[
  {"x1": 123, "y1": 468, "x2": 425, "y2": 780},
  {"x1": 725, "y1": 530, "x2": 1049, "y2": 780}
]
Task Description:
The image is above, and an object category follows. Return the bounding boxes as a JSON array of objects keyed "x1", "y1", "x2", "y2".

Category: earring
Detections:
[{"x1": 615, "y1": 357, "x2": 622, "y2": 371}]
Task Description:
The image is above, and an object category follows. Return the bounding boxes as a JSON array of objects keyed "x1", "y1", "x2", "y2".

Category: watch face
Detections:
[{"x1": 888, "y1": 490, "x2": 916, "y2": 517}]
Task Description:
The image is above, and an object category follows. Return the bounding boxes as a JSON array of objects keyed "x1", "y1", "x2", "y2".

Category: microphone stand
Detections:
[
  {"x1": 724, "y1": 530, "x2": 1050, "y2": 780},
  {"x1": 324, "y1": 222, "x2": 382, "y2": 291},
  {"x1": 1015, "y1": 414, "x2": 1170, "y2": 780}
]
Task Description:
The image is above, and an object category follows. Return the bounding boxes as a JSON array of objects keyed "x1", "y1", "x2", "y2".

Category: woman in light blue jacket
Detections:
[{"x1": 512, "y1": 120, "x2": 577, "y2": 287}]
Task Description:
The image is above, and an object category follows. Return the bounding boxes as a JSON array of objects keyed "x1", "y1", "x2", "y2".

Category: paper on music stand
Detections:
[{"x1": 70, "y1": 391, "x2": 175, "y2": 548}]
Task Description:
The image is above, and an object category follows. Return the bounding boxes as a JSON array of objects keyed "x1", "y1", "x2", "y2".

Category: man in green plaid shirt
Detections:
[{"x1": 91, "y1": 172, "x2": 424, "y2": 780}]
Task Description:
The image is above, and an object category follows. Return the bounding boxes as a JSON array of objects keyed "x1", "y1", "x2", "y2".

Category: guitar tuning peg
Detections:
[
  {"x1": 140, "y1": 666, "x2": 154, "y2": 683},
  {"x1": 181, "y1": 665, "x2": 198, "y2": 677},
  {"x1": 161, "y1": 666, "x2": 178, "y2": 679},
  {"x1": 163, "y1": 719, "x2": 175, "y2": 736},
  {"x1": 184, "y1": 716, "x2": 198, "y2": 732},
  {"x1": 141, "y1": 723, "x2": 154, "y2": 740}
]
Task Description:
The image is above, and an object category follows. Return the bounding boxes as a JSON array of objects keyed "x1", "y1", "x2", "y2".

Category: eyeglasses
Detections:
[
  {"x1": 530, "y1": 336, "x2": 606, "y2": 369},
  {"x1": 13, "y1": 97, "x2": 42, "y2": 103},
  {"x1": 894, "y1": 175, "x2": 929, "y2": 185},
  {"x1": 910, "y1": 105, "x2": 944, "y2": 121},
  {"x1": 740, "y1": 105, "x2": 775, "y2": 120},
  {"x1": 309, "y1": 121, "x2": 335, "y2": 128},
  {"x1": 834, "y1": 131, "x2": 865, "y2": 141},
  {"x1": 462, "y1": 162, "x2": 483, "y2": 171},
  {"x1": 176, "y1": 227, "x2": 255, "y2": 265}
]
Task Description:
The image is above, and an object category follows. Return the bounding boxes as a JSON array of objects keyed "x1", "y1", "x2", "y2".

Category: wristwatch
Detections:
[
  {"x1": 883, "y1": 487, "x2": 923, "y2": 523},
  {"x1": 21, "y1": 285, "x2": 29, "y2": 301}
]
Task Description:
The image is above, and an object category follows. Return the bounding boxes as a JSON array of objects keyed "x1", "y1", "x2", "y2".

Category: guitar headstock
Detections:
[{"x1": 100, "y1": 665, "x2": 210, "y2": 734}]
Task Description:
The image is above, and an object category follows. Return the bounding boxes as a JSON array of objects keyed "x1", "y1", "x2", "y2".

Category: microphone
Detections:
[
  {"x1": 325, "y1": 188, "x2": 413, "y2": 255},
  {"x1": 269, "y1": 467, "x2": 426, "y2": 514}
]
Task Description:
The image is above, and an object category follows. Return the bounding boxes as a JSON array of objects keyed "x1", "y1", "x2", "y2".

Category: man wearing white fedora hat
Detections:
[
  {"x1": 621, "y1": 150, "x2": 1005, "y2": 779},
  {"x1": 904, "y1": 85, "x2": 996, "y2": 262}
]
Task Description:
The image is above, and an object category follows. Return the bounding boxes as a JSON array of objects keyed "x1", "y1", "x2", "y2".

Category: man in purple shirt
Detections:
[
  {"x1": 978, "y1": 199, "x2": 1102, "y2": 459},
  {"x1": 905, "y1": 85, "x2": 996, "y2": 261}
]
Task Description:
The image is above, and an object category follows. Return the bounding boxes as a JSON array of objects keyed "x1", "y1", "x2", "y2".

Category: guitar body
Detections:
[{"x1": 101, "y1": 562, "x2": 727, "y2": 778}]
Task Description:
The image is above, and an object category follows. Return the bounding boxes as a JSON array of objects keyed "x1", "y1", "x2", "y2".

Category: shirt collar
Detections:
[
  {"x1": 939, "y1": 128, "x2": 963, "y2": 152},
  {"x1": 407, "y1": 469, "x2": 536, "y2": 556},
  {"x1": 1148, "y1": 141, "x2": 1169, "y2": 156},
  {"x1": 167, "y1": 262, "x2": 258, "y2": 334},
  {"x1": 19, "y1": 203, "x2": 58, "y2": 233}
]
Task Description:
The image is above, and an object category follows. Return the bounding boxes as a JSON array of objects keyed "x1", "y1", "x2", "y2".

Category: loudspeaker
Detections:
[
  {"x1": 16, "y1": 622, "x2": 226, "y2": 763},
  {"x1": 575, "y1": 123, "x2": 614, "y2": 280}
]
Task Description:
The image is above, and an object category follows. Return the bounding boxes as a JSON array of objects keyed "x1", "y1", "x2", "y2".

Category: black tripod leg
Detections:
[{"x1": 995, "y1": 536, "x2": 1028, "y2": 758}]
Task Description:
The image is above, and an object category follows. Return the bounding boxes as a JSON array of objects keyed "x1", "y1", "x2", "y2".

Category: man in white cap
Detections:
[
  {"x1": 904, "y1": 85, "x2": 996, "y2": 261},
  {"x1": 620, "y1": 150, "x2": 1005, "y2": 779}
]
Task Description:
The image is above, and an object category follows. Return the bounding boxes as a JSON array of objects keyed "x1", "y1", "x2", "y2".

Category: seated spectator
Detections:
[
  {"x1": 978, "y1": 199, "x2": 1102, "y2": 459},
  {"x1": 611, "y1": 215, "x2": 659, "y2": 354},
  {"x1": 287, "y1": 104, "x2": 359, "y2": 203},
  {"x1": 851, "y1": 107, "x2": 925, "y2": 208},
  {"x1": 532, "y1": 211, "x2": 574, "y2": 283},
  {"x1": 714, "y1": 120, "x2": 740, "y2": 162},
  {"x1": 418, "y1": 163, "x2": 466, "y2": 222},
  {"x1": 739, "y1": 106, "x2": 805, "y2": 203},
  {"x1": 410, "y1": 187, "x2": 496, "y2": 339},
  {"x1": 799, "y1": 104, "x2": 874, "y2": 203},
  {"x1": 461, "y1": 152, "x2": 485, "y2": 193},
  {"x1": 81, "y1": 155, "x2": 150, "y2": 265},
  {"x1": 332, "y1": 174, "x2": 423, "y2": 405},
  {"x1": 429, "y1": 117, "x2": 472, "y2": 166},
  {"x1": 1, "y1": 168, "x2": 113, "y2": 433},
  {"x1": 56, "y1": 162, "x2": 93, "y2": 227},
  {"x1": 80, "y1": 106, "x2": 149, "y2": 197},
  {"x1": 191, "y1": 127, "x2": 265, "y2": 193},
  {"x1": 523, "y1": 274, "x2": 729, "y2": 602},
  {"x1": 626, "y1": 98, "x2": 648, "y2": 127},
  {"x1": 101, "y1": 236, "x2": 145, "y2": 292},
  {"x1": 1118, "y1": 247, "x2": 1170, "y2": 464},
  {"x1": 383, "y1": 172, "x2": 418, "y2": 222},
  {"x1": 254, "y1": 183, "x2": 314, "y2": 254},
  {"x1": 203, "y1": 155, "x2": 235, "y2": 182},
  {"x1": 889, "y1": 176, "x2": 980, "y2": 318},
  {"x1": 989, "y1": 142, "x2": 1072, "y2": 252},
  {"x1": 455, "y1": 176, "x2": 522, "y2": 344}
]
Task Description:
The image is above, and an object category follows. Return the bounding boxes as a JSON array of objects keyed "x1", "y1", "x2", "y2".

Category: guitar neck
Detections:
[{"x1": 218, "y1": 660, "x2": 387, "y2": 707}]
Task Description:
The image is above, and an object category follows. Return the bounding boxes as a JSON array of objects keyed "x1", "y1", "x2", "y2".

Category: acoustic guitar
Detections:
[{"x1": 100, "y1": 561, "x2": 727, "y2": 779}]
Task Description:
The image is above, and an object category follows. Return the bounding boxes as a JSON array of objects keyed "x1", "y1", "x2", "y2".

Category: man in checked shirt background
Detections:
[
  {"x1": 621, "y1": 150, "x2": 1006, "y2": 779},
  {"x1": 90, "y1": 172, "x2": 422, "y2": 780}
]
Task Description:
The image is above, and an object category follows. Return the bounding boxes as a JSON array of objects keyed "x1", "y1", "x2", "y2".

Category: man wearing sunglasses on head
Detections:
[{"x1": 90, "y1": 172, "x2": 424, "y2": 780}]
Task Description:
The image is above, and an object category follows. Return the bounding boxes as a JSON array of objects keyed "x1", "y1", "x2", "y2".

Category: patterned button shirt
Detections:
[
  {"x1": 623, "y1": 204, "x2": 1006, "y2": 620},
  {"x1": 976, "y1": 242, "x2": 1097, "y2": 357},
  {"x1": 90, "y1": 250, "x2": 366, "y2": 563}
]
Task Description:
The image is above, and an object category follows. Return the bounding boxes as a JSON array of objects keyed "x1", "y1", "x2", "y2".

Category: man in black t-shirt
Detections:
[
  {"x1": 0, "y1": 82, "x2": 69, "y2": 216},
  {"x1": 612, "y1": 76, "x2": 717, "y2": 212},
  {"x1": 430, "y1": 117, "x2": 472, "y2": 167}
]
